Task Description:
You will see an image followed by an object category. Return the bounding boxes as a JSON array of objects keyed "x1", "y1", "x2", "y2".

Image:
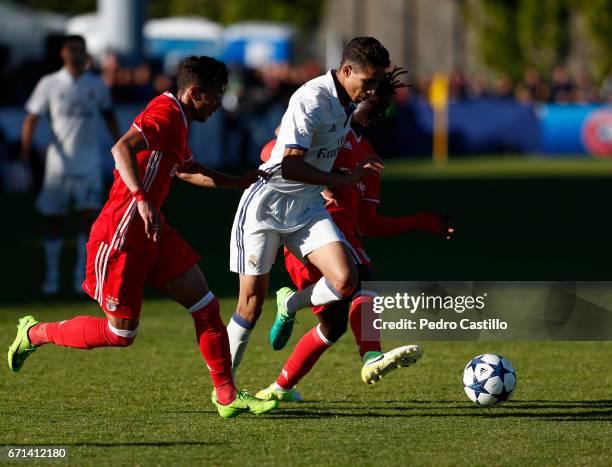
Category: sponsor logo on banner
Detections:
[{"x1": 581, "y1": 108, "x2": 612, "y2": 157}]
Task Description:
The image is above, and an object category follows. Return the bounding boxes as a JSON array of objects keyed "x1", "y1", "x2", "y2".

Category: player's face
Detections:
[
  {"x1": 352, "y1": 95, "x2": 379, "y2": 127},
  {"x1": 61, "y1": 40, "x2": 87, "y2": 71},
  {"x1": 189, "y1": 85, "x2": 224, "y2": 122},
  {"x1": 342, "y1": 63, "x2": 386, "y2": 103}
]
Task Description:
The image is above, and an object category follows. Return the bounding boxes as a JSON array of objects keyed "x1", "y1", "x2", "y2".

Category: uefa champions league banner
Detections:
[
  {"x1": 360, "y1": 281, "x2": 612, "y2": 341},
  {"x1": 538, "y1": 104, "x2": 612, "y2": 157},
  {"x1": 394, "y1": 100, "x2": 612, "y2": 157}
]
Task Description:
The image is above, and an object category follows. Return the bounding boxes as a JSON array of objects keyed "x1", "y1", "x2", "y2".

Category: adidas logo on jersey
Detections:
[
  {"x1": 330, "y1": 124, "x2": 337, "y2": 132},
  {"x1": 343, "y1": 141, "x2": 353, "y2": 150}
]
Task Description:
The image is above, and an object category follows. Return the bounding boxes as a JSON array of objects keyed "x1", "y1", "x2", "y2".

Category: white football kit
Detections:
[
  {"x1": 230, "y1": 70, "x2": 353, "y2": 275},
  {"x1": 26, "y1": 68, "x2": 112, "y2": 215}
]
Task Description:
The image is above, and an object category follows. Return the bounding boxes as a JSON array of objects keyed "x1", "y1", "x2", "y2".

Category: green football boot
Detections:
[
  {"x1": 256, "y1": 383, "x2": 303, "y2": 402},
  {"x1": 8, "y1": 315, "x2": 39, "y2": 372},
  {"x1": 269, "y1": 287, "x2": 297, "y2": 350},
  {"x1": 212, "y1": 390, "x2": 280, "y2": 419},
  {"x1": 361, "y1": 345, "x2": 423, "y2": 384}
]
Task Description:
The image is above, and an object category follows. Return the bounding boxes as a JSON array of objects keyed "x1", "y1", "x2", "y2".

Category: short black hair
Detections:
[
  {"x1": 341, "y1": 37, "x2": 390, "y2": 70},
  {"x1": 176, "y1": 56, "x2": 228, "y2": 94},
  {"x1": 62, "y1": 35, "x2": 86, "y2": 47}
]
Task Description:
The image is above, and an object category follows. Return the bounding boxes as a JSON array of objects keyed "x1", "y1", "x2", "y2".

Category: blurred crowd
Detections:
[
  {"x1": 1, "y1": 34, "x2": 612, "y2": 109},
  {"x1": 397, "y1": 66, "x2": 612, "y2": 106},
  {"x1": 2, "y1": 36, "x2": 612, "y2": 192}
]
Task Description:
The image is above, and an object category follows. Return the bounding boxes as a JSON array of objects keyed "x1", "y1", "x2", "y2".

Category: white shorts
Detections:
[
  {"x1": 36, "y1": 173, "x2": 102, "y2": 216},
  {"x1": 230, "y1": 179, "x2": 345, "y2": 275}
]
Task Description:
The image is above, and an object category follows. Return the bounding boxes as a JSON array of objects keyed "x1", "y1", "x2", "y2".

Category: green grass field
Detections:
[{"x1": 1, "y1": 157, "x2": 611, "y2": 466}]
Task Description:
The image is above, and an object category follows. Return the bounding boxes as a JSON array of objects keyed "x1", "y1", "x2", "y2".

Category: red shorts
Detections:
[
  {"x1": 283, "y1": 236, "x2": 371, "y2": 314},
  {"x1": 82, "y1": 222, "x2": 201, "y2": 319}
]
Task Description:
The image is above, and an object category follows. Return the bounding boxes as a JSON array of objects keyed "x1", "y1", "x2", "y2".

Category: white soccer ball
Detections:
[{"x1": 462, "y1": 354, "x2": 516, "y2": 406}]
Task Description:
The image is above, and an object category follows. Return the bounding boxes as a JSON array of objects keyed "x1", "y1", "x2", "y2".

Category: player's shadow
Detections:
[{"x1": 273, "y1": 399, "x2": 612, "y2": 421}]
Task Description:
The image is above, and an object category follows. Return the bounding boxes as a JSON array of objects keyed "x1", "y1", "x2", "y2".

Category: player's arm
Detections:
[
  {"x1": 111, "y1": 127, "x2": 160, "y2": 241},
  {"x1": 101, "y1": 109, "x2": 121, "y2": 141},
  {"x1": 281, "y1": 148, "x2": 383, "y2": 187},
  {"x1": 176, "y1": 161, "x2": 266, "y2": 189},
  {"x1": 20, "y1": 113, "x2": 39, "y2": 164},
  {"x1": 358, "y1": 200, "x2": 453, "y2": 239}
]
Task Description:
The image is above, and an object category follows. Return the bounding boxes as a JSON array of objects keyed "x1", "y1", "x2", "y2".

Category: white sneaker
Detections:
[
  {"x1": 361, "y1": 345, "x2": 423, "y2": 384},
  {"x1": 41, "y1": 275, "x2": 59, "y2": 295}
]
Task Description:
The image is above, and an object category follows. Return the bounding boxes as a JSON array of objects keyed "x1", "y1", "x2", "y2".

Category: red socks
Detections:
[
  {"x1": 189, "y1": 293, "x2": 237, "y2": 405},
  {"x1": 349, "y1": 294, "x2": 382, "y2": 358},
  {"x1": 276, "y1": 325, "x2": 333, "y2": 389},
  {"x1": 28, "y1": 317, "x2": 135, "y2": 349}
]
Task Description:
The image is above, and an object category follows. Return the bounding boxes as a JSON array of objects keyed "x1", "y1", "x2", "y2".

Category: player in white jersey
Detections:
[
  {"x1": 226, "y1": 37, "x2": 390, "y2": 377},
  {"x1": 20, "y1": 35, "x2": 120, "y2": 295}
]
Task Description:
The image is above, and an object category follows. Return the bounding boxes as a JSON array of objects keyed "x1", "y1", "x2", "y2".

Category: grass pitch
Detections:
[
  {"x1": 1, "y1": 301, "x2": 611, "y2": 466},
  {"x1": 1, "y1": 156, "x2": 611, "y2": 465}
]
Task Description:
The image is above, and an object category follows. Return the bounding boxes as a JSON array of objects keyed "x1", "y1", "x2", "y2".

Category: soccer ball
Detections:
[{"x1": 462, "y1": 354, "x2": 516, "y2": 406}]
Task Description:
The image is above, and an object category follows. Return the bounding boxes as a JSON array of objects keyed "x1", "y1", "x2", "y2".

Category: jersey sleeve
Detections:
[
  {"x1": 277, "y1": 95, "x2": 321, "y2": 150},
  {"x1": 25, "y1": 77, "x2": 50, "y2": 116},
  {"x1": 132, "y1": 109, "x2": 184, "y2": 153}
]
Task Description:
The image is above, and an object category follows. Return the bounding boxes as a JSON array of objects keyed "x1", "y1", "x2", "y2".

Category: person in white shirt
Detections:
[
  {"x1": 20, "y1": 35, "x2": 120, "y2": 295},
  {"x1": 226, "y1": 37, "x2": 389, "y2": 377}
]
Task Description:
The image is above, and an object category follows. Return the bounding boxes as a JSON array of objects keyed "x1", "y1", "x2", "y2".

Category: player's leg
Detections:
[
  {"x1": 160, "y1": 265, "x2": 236, "y2": 403},
  {"x1": 270, "y1": 242, "x2": 357, "y2": 350},
  {"x1": 8, "y1": 239, "x2": 148, "y2": 372},
  {"x1": 8, "y1": 305, "x2": 139, "y2": 373},
  {"x1": 73, "y1": 176, "x2": 102, "y2": 294},
  {"x1": 270, "y1": 214, "x2": 357, "y2": 350},
  {"x1": 153, "y1": 227, "x2": 277, "y2": 418},
  {"x1": 257, "y1": 300, "x2": 349, "y2": 402},
  {"x1": 285, "y1": 241, "x2": 358, "y2": 313},
  {"x1": 228, "y1": 195, "x2": 280, "y2": 373},
  {"x1": 161, "y1": 265, "x2": 278, "y2": 418},
  {"x1": 228, "y1": 273, "x2": 269, "y2": 376},
  {"x1": 41, "y1": 215, "x2": 64, "y2": 295},
  {"x1": 348, "y1": 264, "x2": 423, "y2": 384},
  {"x1": 36, "y1": 174, "x2": 69, "y2": 295}
]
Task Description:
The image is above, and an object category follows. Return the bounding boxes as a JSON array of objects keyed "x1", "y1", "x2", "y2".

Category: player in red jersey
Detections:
[
  {"x1": 256, "y1": 68, "x2": 454, "y2": 401},
  {"x1": 8, "y1": 56, "x2": 278, "y2": 419}
]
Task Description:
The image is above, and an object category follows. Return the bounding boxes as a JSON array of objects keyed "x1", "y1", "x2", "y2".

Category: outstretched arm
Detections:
[
  {"x1": 282, "y1": 147, "x2": 383, "y2": 187},
  {"x1": 101, "y1": 109, "x2": 121, "y2": 142},
  {"x1": 176, "y1": 161, "x2": 266, "y2": 189},
  {"x1": 358, "y1": 201, "x2": 453, "y2": 239}
]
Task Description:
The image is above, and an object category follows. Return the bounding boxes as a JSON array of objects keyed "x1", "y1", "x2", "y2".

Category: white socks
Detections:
[
  {"x1": 227, "y1": 314, "x2": 254, "y2": 377},
  {"x1": 44, "y1": 237, "x2": 63, "y2": 282},
  {"x1": 74, "y1": 233, "x2": 87, "y2": 284},
  {"x1": 286, "y1": 277, "x2": 343, "y2": 314}
]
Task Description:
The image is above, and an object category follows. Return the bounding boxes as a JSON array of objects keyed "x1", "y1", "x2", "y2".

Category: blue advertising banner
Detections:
[{"x1": 538, "y1": 104, "x2": 612, "y2": 157}]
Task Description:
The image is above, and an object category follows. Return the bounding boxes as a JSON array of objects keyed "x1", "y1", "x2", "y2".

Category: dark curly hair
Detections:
[
  {"x1": 341, "y1": 37, "x2": 390, "y2": 70},
  {"x1": 177, "y1": 56, "x2": 228, "y2": 93},
  {"x1": 369, "y1": 66, "x2": 409, "y2": 123}
]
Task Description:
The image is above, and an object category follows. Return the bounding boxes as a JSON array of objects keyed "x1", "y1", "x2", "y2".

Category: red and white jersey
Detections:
[
  {"x1": 90, "y1": 92, "x2": 192, "y2": 250},
  {"x1": 327, "y1": 128, "x2": 380, "y2": 241}
]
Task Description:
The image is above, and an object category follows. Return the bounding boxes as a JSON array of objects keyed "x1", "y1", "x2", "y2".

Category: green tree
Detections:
[
  {"x1": 516, "y1": 0, "x2": 570, "y2": 73},
  {"x1": 580, "y1": 0, "x2": 612, "y2": 79},
  {"x1": 468, "y1": 0, "x2": 523, "y2": 81}
]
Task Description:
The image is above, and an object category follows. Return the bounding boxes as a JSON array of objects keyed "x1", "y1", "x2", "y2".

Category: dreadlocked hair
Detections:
[{"x1": 376, "y1": 66, "x2": 409, "y2": 103}]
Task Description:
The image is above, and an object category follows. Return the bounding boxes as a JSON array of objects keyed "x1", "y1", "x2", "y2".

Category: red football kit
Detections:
[{"x1": 82, "y1": 92, "x2": 200, "y2": 318}]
